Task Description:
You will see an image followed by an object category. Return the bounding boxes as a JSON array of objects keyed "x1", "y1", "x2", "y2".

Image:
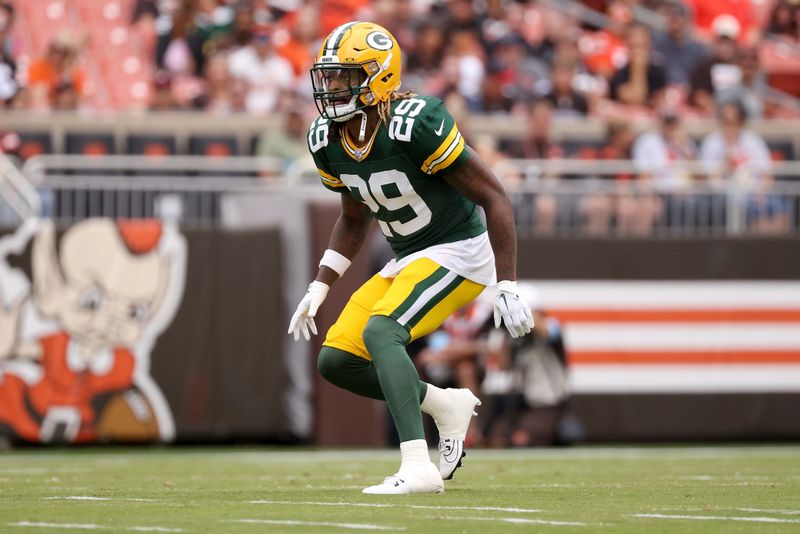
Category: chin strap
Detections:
[{"x1": 356, "y1": 109, "x2": 368, "y2": 142}]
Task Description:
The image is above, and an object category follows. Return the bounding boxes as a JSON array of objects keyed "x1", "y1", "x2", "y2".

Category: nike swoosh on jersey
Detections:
[{"x1": 434, "y1": 119, "x2": 445, "y2": 136}]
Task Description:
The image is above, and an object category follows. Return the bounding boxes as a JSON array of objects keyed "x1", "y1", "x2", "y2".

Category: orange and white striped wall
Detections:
[{"x1": 531, "y1": 281, "x2": 800, "y2": 394}]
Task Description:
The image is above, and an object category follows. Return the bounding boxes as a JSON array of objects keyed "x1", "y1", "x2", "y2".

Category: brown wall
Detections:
[
  {"x1": 308, "y1": 202, "x2": 388, "y2": 446},
  {"x1": 516, "y1": 237, "x2": 800, "y2": 280},
  {"x1": 305, "y1": 229, "x2": 800, "y2": 444}
]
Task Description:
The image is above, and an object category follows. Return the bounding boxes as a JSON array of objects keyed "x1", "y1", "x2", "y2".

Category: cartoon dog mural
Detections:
[{"x1": 0, "y1": 218, "x2": 186, "y2": 443}]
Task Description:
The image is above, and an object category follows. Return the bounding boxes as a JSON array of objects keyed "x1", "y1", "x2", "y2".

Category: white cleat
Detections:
[
  {"x1": 438, "y1": 437, "x2": 466, "y2": 481},
  {"x1": 433, "y1": 389, "x2": 481, "y2": 480},
  {"x1": 362, "y1": 462, "x2": 444, "y2": 495}
]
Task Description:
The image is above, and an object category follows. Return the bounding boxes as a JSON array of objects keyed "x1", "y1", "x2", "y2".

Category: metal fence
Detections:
[
  {"x1": 5, "y1": 155, "x2": 800, "y2": 236},
  {"x1": 493, "y1": 159, "x2": 800, "y2": 237}
]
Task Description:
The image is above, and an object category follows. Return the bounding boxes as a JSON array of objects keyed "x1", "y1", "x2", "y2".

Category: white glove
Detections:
[
  {"x1": 288, "y1": 281, "x2": 330, "y2": 342},
  {"x1": 493, "y1": 280, "x2": 534, "y2": 339}
]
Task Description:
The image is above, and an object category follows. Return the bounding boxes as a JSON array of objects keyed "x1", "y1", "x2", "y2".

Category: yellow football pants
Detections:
[{"x1": 324, "y1": 258, "x2": 485, "y2": 360}]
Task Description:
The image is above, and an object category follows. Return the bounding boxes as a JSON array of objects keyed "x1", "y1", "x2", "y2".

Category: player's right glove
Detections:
[
  {"x1": 288, "y1": 281, "x2": 330, "y2": 342},
  {"x1": 493, "y1": 280, "x2": 534, "y2": 339}
]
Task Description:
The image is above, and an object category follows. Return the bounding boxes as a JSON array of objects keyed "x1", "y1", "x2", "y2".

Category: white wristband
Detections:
[{"x1": 319, "y1": 249, "x2": 351, "y2": 277}]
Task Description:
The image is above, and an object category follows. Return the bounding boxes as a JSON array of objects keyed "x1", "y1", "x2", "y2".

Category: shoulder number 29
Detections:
[{"x1": 388, "y1": 98, "x2": 426, "y2": 143}]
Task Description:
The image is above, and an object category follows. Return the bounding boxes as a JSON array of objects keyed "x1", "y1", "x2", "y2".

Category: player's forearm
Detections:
[
  {"x1": 484, "y1": 193, "x2": 518, "y2": 282},
  {"x1": 314, "y1": 213, "x2": 370, "y2": 285}
]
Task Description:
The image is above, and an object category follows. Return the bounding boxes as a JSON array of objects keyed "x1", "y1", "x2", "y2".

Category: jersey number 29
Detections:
[
  {"x1": 388, "y1": 98, "x2": 426, "y2": 143},
  {"x1": 341, "y1": 170, "x2": 432, "y2": 237}
]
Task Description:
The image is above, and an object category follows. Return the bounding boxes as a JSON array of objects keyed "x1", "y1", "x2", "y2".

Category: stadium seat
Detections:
[
  {"x1": 65, "y1": 133, "x2": 115, "y2": 156},
  {"x1": 127, "y1": 134, "x2": 177, "y2": 157},
  {"x1": 188, "y1": 135, "x2": 238, "y2": 158},
  {"x1": 18, "y1": 132, "x2": 54, "y2": 160}
]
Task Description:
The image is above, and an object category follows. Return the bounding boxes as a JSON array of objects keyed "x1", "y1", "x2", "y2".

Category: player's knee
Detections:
[
  {"x1": 362, "y1": 315, "x2": 407, "y2": 359},
  {"x1": 317, "y1": 347, "x2": 344, "y2": 384}
]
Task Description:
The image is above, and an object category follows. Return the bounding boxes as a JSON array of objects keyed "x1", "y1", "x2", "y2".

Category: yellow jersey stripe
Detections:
[
  {"x1": 427, "y1": 133, "x2": 465, "y2": 174},
  {"x1": 319, "y1": 170, "x2": 345, "y2": 187},
  {"x1": 421, "y1": 124, "x2": 459, "y2": 173}
]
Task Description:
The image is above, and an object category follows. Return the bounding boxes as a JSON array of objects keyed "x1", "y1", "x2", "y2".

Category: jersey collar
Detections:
[{"x1": 341, "y1": 122, "x2": 381, "y2": 162}]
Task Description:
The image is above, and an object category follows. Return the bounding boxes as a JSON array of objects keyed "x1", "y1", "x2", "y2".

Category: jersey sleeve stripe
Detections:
[
  {"x1": 427, "y1": 133, "x2": 465, "y2": 174},
  {"x1": 319, "y1": 169, "x2": 344, "y2": 187},
  {"x1": 421, "y1": 124, "x2": 459, "y2": 173}
]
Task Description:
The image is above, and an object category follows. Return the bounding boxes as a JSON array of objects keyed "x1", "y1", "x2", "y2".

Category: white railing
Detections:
[
  {"x1": 10, "y1": 154, "x2": 800, "y2": 236},
  {"x1": 493, "y1": 159, "x2": 800, "y2": 236},
  {"x1": 22, "y1": 154, "x2": 286, "y2": 179}
]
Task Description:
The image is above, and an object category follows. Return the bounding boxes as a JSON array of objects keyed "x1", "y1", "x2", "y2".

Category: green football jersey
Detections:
[{"x1": 307, "y1": 95, "x2": 486, "y2": 259}]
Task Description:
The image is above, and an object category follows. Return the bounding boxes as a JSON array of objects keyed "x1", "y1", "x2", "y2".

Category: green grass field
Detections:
[{"x1": 0, "y1": 446, "x2": 798, "y2": 532}]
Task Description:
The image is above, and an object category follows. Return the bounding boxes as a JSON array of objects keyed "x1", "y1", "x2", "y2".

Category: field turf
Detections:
[{"x1": 0, "y1": 446, "x2": 798, "y2": 532}]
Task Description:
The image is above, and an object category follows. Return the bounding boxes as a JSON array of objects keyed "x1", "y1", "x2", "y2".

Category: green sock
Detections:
[
  {"x1": 317, "y1": 346, "x2": 428, "y2": 402},
  {"x1": 362, "y1": 315, "x2": 425, "y2": 442}
]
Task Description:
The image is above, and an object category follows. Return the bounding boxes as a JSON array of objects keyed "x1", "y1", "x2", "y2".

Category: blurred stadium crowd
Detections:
[
  {"x1": 0, "y1": 0, "x2": 799, "y2": 239},
  {"x1": 1, "y1": 0, "x2": 799, "y2": 117}
]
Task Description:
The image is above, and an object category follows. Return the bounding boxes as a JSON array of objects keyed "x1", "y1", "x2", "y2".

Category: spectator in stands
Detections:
[
  {"x1": 504, "y1": 98, "x2": 565, "y2": 161},
  {"x1": 481, "y1": 68, "x2": 516, "y2": 114},
  {"x1": 543, "y1": 56, "x2": 589, "y2": 117},
  {"x1": 684, "y1": 0, "x2": 759, "y2": 45},
  {"x1": 700, "y1": 99, "x2": 788, "y2": 234},
  {"x1": 200, "y1": 51, "x2": 244, "y2": 113},
  {"x1": 228, "y1": 28, "x2": 295, "y2": 115},
  {"x1": 131, "y1": 0, "x2": 160, "y2": 60},
  {"x1": 652, "y1": 2, "x2": 709, "y2": 87},
  {"x1": 689, "y1": 16, "x2": 742, "y2": 113},
  {"x1": 484, "y1": 33, "x2": 548, "y2": 111},
  {"x1": 633, "y1": 108, "x2": 697, "y2": 190},
  {"x1": 502, "y1": 99, "x2": 564, "y2": 235},
  {"x1": 404, "y1": 23, "x2": 449, "y2": 96},
  {"x1": 444, "y1": 29, "x2": 487, "y2": 111},
  {"x1": 630, "y1": 108, "x2": 698, "y2": 233},
  {"x1": 149, "y1": 71, "x2": 181, "y2": 111},
  {"x1": 736, "y1": 47, "x2": 768, "y2": 120},
  {"x1": 579, "y1": 0, "x2": 631, "y2": 79},
  {"x1": 27, "y1": 32, "x2": 87, "y2": 111},
  {"x1": 156, "y1": 0, "x2": 210, "y2": 78},
  {"x1": 0, "y1": 13, "x2": 16, "y2": 108},
  {"x1": 228, "y1": 2, "x2": 257, "y2": 49},
  {"x1": 0, "y1": 2, "x2": 21, "y2": 60},
  {"x1": 442, "y1": 0, "x2": 481, "y2": 35},
  {"x1": 274, "y1": 4, "x2": 321, "y2": 78},
  {"x1": 766, "y1": 1, "x2": 798, "y2": 39},
  {"x1": 609, "y1": 24, "x2": 668, "y2": 108},
  {"x1": 52, "y1": 82, "x2": 79, "y2": 111},
  {"x1": 579, "y1": 119, "x2": 636, "y2": 235},
  {"x1": 254, "y1": 106, "x2": 312, "y2": 174}
]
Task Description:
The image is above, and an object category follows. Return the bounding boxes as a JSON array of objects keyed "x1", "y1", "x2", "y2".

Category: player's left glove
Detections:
[
  {"x1": 493, "y1": 280, "x2": 534, "y2": 338},
  {"x1": 288, "y1": 281, "x2": 329, "y2": 342}
]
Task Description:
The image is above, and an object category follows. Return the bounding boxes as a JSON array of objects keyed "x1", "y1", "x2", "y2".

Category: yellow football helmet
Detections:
[{"x1": 310, "y1": 21, "x2": 402, "y2": 122}]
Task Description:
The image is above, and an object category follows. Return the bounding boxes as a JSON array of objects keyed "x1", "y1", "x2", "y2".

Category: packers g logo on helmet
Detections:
[{"x1": 310, "y1": 21, "x2": 402, "y2": 122}]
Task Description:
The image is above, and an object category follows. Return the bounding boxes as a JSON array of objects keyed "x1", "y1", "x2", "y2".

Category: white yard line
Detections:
[
  {"x1": 224, "y1": 519, "x2": 404, "y2": 531},
  {"x1": 246, "y1": 499, "x2": 542, "y2": 513},
  {"x1": 438, "y1": 516, "x2": 587, "y2": 527},
  {"x1": 43, "y1": 496, "x2": 156, "y2": 502},
  {"x1": 7, "y1": 522, "x2": 183, "y2": 532},
  {"x1": 43, "y1": 496, "x2": 110, "y2": 501},
  {"x1": 737, "y1": 508, "x2": 800, "y2": 515},
  {"x1": 633, "y1": 514, "x2": 800, "y2": 524}
]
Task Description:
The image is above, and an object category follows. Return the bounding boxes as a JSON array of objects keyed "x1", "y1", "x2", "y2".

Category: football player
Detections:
[{"x1": 288, "y1": 21, "x2": 533, "y2": 494}]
